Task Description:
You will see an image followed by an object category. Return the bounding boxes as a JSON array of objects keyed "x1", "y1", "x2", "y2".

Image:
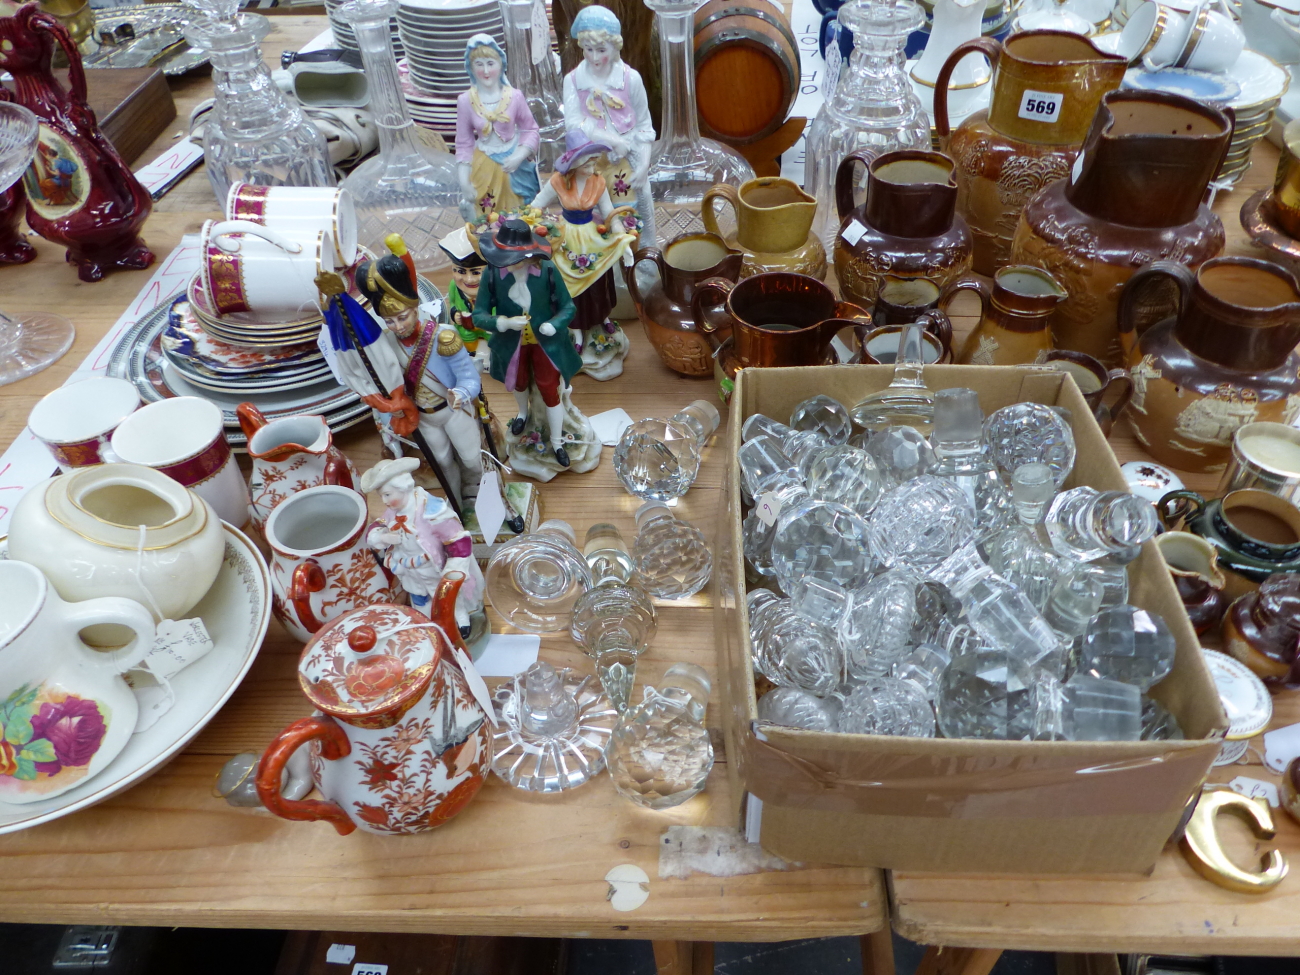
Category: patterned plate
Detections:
[{"x1": 162, "y1": 298, "x2": 323, "y2": 376}]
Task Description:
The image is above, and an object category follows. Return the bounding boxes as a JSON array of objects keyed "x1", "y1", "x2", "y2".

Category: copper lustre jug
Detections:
[
  {"x1": 936, "y1": 30, "x2": 1126, "y2": 276},
  {"x1": 1011, "y1": 90, "x2": 1232, "y2": 367}
]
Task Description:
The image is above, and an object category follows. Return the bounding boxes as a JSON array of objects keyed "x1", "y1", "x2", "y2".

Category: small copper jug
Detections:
[{"x1": 953, "y1": 265, "x2": 1068, "y2": 365}]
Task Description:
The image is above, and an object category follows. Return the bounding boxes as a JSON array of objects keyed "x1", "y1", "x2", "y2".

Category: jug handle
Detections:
[
  {"x1": 1099, "y1": 368, "x2": 1134, "y2": 427},
  {"x1": 916, "y1": 310, "x2": 955, "y2": 363},
  {"x1": 625, "y1": 247, "x2": 665, "y2": 308},
  {"x1": 257, "y1": 716, "x2": 356, "y2": 835},
  {"x1": 1157, "y1": 489, "x2": 1206, "y2": 533},
  {"x1": 691, "y1": 277, "x2": 737, "y2": 339},
  {"x1": 1117, "y1": 261, "x2": 1193, "y2": 355},
  {"x1": 934, "y1": 37, "x2": 1002, "y2": 142},
  {"x1": 323, "y1": 450, "x2": 355, "y2": 491},
  {"x1": 835, "y1": 149, "x2": 880, "y2": 222},
  {"x1": 289, "y1": 559, "x2": 327, "y2": 635},
  {"x1": 236, "y1": 402, "x2": 269, "y2": 441},
  {"x1": 701, "y1": 184, "x2": 741, "y2": 249},
  {"x1": 32, "y1": 10, "x2": 89, "y2": 106}
]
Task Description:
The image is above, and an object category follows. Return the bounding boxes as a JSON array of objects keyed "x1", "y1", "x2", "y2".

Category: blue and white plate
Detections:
[{"x1": 1122, "y1": 66, "x2": 1242, "y2": 105}]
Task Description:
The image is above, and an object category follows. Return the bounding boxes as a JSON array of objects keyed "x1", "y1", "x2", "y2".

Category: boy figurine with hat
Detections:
[
  {"x1": 471, "y1": 217, "x2": 600, "y2": 481},
  {"x1": 530, "y1": 130, "x2": 637, "y2": 381},
  {"x1": 360, "y1": 457, "x2": 487, "y2": 645},
  {"x1": 438, "y1": 224, "x2": 492, "y2": 370},
  {"x1": 563, "y1": 5, "x2": 656, "y2": 245},
  {"x1": 355, "y1": 234, "x2": 486, "y2": 508}
]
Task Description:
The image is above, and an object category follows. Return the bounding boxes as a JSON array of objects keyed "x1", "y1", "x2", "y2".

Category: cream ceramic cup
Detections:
[
  {"x1": 200, "y1": 219, "x2": 335, "y2": 321},
  {"x1": 1174, "y1": 5, "x2": 1245, "y2": 72},
  {"x1": 225, "y1": 182, "x2": 359, "y2": 266},
  {"x1": 109, "y1": 397, "x2": 250, "y2": 528},
  {"x1": 27, "y1": 377, "x2": 140, "y2": 472}
]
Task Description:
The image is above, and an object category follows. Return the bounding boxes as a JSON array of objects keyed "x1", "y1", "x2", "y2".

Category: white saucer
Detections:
[{"x1": 1227, "y1": 48, "x2": 1289, "y2": 109}]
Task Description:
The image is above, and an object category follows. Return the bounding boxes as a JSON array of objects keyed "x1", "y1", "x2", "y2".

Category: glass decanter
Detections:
[
  {"x1": 608, "y1": 662, "x2": 714, "y2": 809},
  {"x1": 491, "y1": 661, "x2": 618, "y2": 792},
  {"x1": 643, "y1": 0, "x2": 753, "y2": 243},
  {"x1": 184, "y1": 0, "x2": 332, "y2": 203},
  {"x1": 849, "y1": 324, "x2": 936, "y2": 434},
  {"x1": 570, "y1": 524, "x2": 657, "y2": 712},
  {"x1": 632, "y1": 501, "x2": 713, "y2": 599},
  {"x1": 499, "y1": 0, "x2": 566, "y2": 171},
  {"x1": 485, "y1": 519, "x2": 592, "y2": 631},
  {"x1": 612, "y1": 399, "x2": 721, "y2": 501},
  {"x1": 0, "y1": 103, "x2": 74, "y2": 385},
  {"x1": 340, "y1": 0, "x2": 463, "y2": 273},
  {"x1": 929, "y1": 388, "x2": 1012, "y2": 542},
  {"x1": 805, "y1": 0, "x2": 930, "y2": 250}
]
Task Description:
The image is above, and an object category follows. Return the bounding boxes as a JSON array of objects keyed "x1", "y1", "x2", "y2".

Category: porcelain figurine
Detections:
[
  {"x1": 472, "y1": 218, "x2": 600, "y2": 481},
  {"x1": 438, "y1": 225, "x2": 492, "y2": 370},
  {"x1": 530, "y1": 130, "x2": 638, "y2": 380},
  {"x1": 563, "y1": 5, "x2": 656, "y2": 245},
  {"x1": 456, "y1": 33, "x2": 541, "y2": 221},
  {"x1": 1222, "y1": 572, "x2": 1300, "y2": 685},
  {"x1": 256, "y1": 574, "x2": 491, "y2": 835},
  {"x1": 238, "y1": 404, "x2": 357, "y2": 532},
  {"x1": 0, "y1": 5, "x2": 154, "y2": 281},
  {"x1": 355, "y1": 235, "x2": 486, "y2": 508},
  {"x1": 360, "y1": 457, "x2": 487, "y2": 646}
]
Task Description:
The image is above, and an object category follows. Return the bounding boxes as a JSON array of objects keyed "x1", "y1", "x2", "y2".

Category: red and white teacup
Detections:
[
  {"x1": 200, "y1": 219, "x2": 335, "y2": 321},
  {"x1": 225, "y1": 182, "x2": 358, "y2": 266},
  {"x1": 108, "y1": 397, "x2": 250, "y2": 528},
  {"x1": 28, "y1": 376, "x2": 141, "y2": 472}
]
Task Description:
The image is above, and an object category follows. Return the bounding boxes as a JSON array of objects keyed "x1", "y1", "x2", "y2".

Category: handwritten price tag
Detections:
[
  {"x1": 1018, "y1": 90, "x2": 1063, "y2": 123},
  {"x1": 1229, "y1": 776, "x2": 1279, "y2": 808},
  {"x1": 755, "y1": 491, "x2": 783, "y2": 527}
]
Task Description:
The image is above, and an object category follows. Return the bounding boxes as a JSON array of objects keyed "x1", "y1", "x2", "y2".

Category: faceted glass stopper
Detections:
[
  {"x1": 838, "y1": 678, "x2": 935, "y2": 737},
  {"x1": 983, "y1": 403, "x2": 1076, "y2": 489},
  {"x1": 770, "y1": 499, "x2": 875, "y2": 597},
  {"x1": 1078, "y1": 605, "x2": 1177, "y2": 692},
  {"x1": 748, "y1": 590, "x2": 844, "y2": 696},
  {"x1": 757, "y1": 686, "x2": 841, "y2": 731},
  {"x1": 932, "y1": 387, "x2": 984, "y2": 453},
  {"x1": 613, "y1": 417, "x2": 706, "y2": 502},
  {"x1": 867, "y1": 475, "x2": 975, "y2": 570},
  {"x1": 607, "y1": 664, "x2": 714, "y2": 809},
  {"x1": 839, "y1": 568, "x2": 919, "y2": 681},
  {"x1": 805, "y1": 445, "x2": 885, "y2": 517},
  {"x1": 741, "y1": 413, "x2": 792, "y2": 443},
  {"x1": 789, "y1": 394, "x2": 854, "y2": 445},
  {"x1": 632, "y1": 503, "x2": 713, "y2": 599},
  {"x1": 738, "y1": 434, "x2": 799, "y2": 498},
  {"x1": 1045, "y1": 487, "x2": 1159, "y2": 562},
  {"x1": 936, "y1": 648, "x2": 1035, "y2": 740},
  {"x1": 861, "y1": 425, "x2": 935, "y2": 484}
]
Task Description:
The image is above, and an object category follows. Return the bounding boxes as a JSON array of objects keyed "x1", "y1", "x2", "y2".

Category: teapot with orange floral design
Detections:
[{"x1": 256, "y1": 573, "x2": 492, "y2": 835}]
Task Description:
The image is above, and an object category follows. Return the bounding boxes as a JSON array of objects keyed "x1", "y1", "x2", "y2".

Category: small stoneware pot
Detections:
[
  {"x1": 1038, "y1": 348, "x2": 1133, "y2": 436},
  {"x1": 1158, "y1": 488, "x2": 1300, "y2": 597},
  {"x1": 1222, "y1": 572, "x2": 1300, "y2": 685},
  {"x1": 1154, "y1": 531, "x2": 1229, "y2": 635}
]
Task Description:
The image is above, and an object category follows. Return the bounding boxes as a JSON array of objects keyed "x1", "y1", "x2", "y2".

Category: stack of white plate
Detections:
[
  {"x1": 397, "y1": 0, "x2": 504, "y2": 95},
  {"x1": 326, "y1": 0, "x2": 405, "y2": 58},
  {"x1": 397, "y1": 59, "x2": 458, "y2": 137}
]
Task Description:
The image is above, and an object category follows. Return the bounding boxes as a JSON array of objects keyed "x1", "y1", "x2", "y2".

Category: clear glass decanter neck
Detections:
[
  {"x1": 654, "y1": 7, "x2": 701, "y2": 150},
  {"x1": 349, "y1": 15, "x2": 422, "y2": 157},
  {"x1": 830, "y1": 34, "x2": 917, "y2": 124}
]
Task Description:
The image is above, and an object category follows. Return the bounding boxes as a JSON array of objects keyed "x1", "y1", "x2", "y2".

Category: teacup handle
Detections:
[
  {"x1": 1157, "y1": 489, "x2": 1206, "y2": 532},
  {"x1": 289, "y1": 559, "x2": 327, "y2": 635},
  {"x1": 60, "y1": 596, "x2": 155, "y2": 675},
  {"x1": 701, "y1": 184, "x2": 741, "y2": 249},
  {"x1": 691, "y1": 277, "x2": 737, "y2": 337},
  {"x1": 625, "y1": 246, "x2": 664, "y2": 308},
  {"x1": 257, "y1": 716, "x2": 355, "y2": 835},
  {"x1": 1099, "y1": 368, "x2": 1134, "y2": 425},
  {"x1": 210, "y1": 219, "x2": 305, "y2": 256}
]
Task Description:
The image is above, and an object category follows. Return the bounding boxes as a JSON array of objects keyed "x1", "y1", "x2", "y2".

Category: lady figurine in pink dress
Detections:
[
  {"x1": 456, "y1": 33, "x2": 541, "y2": 221},
  {"x1": 562, "y1": 5, "x2": 656, "y2": 245}
]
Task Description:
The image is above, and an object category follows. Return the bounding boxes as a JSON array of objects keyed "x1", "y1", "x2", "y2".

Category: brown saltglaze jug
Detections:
[
  {"x1": 1036, "y1": 348, "x2": 1132, "y2": 435},
  {"x1": 833, "y1": 149, "x2": 973, "y2": 309},
  {"x1": 1011, "y1": 90, "x2": 1232, "y2": 366},
  {"x1": 701, "y1": 177, "x2": 826, "y2": 280},
  {"x1": 1118, "y1": 257, "x2": 1300, "y2": 474},
  {"x1": 1154, "y1": 531, "x2": 1229, "y2": 636},
  {"x1": 1222, "y1": 572, "x2": 1300, "y2": 685},
  {"x1": 952, "y1": 264, "x2": 1067, "y2": 365},
  {"x1": 936, "y1": 30, "x2": 1126, "y2": 276},
  {"x1": 625, "y1": 232, "x2": 743, "y2": 377}
]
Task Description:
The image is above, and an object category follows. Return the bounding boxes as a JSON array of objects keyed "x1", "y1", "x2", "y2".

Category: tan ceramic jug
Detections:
[
  {"x1": 953, "y1": 265, "x2": 1068, "y2": 365},
  {"x1": 701, "y1": 177, "x2": 825, "y2": 280}
]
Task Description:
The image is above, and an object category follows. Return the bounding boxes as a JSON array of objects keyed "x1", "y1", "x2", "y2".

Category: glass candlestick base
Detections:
[{"x1": 0, "y1": 312, "x2": 75, "y2": 386}]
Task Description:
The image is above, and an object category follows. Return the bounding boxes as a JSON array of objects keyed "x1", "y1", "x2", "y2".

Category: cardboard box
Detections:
[{"x1": 716, "y1": 364, "x2": 1228, "y2": 874}]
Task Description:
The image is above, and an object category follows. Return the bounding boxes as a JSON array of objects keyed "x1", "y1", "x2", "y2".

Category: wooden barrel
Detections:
[{"x1": 693, "y1": 0, "x2": 801, "y2": 146}]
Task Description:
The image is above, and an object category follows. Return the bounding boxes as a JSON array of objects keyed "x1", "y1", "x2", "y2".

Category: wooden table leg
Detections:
[
  {"x1": 915, "y1": 945, "x2": 1003, "y2": 975},
  {"x1": 651, "y1": 940, "x2": 714, "y2": 975},
  {"x1": 860, "y1": 928, "x2": 896, "y2": 975}
]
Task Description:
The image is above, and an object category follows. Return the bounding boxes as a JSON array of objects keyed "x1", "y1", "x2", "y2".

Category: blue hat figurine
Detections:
[{"x1": 570, "y1": 4, "x2": 621, "y2": 39}]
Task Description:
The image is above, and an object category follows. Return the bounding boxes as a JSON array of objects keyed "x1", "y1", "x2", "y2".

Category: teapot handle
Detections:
[
  {"x1": 701, "y1": 184, "x2": 741, "y2": 249},
  {"x1": 1157, "y1": 489, "x2": 1206, "y2": 533},
  {"x1": 934, "y1": 38, "x2": 1002, "y2": 142},
  {"x1": 691, "y1": 277, "x2": 737, "y2": 340},
  {"x1": 625, "y1": 246, "x2": 664, "y2": 308},
  {"x1": 256, "y1": 716, "x2": 355, "y2": 835},
  {"x1": 835, "y1": 149, "x2": 879, "y2": 222},
  {"x1": 236, "y1": 402, "x2": 269, "y2": 441},
  {"x1": 1117, "y1": 261, "x2": 1194, "y2": 357},
  {"x1": 289, "y1": 559, "x2": 327, "y2": 635}
]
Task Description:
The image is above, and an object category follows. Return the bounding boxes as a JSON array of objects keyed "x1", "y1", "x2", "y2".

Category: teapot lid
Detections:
[{"x1": 298, "y1": 603, "x2": 447, "y2": 720}]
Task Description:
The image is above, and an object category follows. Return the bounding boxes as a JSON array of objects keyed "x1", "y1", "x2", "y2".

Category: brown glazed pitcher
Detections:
[
  {"x1": 1119, "y1": 257, "x2": 1300, "y2": 474},
  {"x1": 1012, "y1": 90, "x2": 1232, "y2": 367},
  {"x1": 625, "y1": 232, "x2": 743, "y2": 377},
  {"x1": 952, "y1": 264, "x2": 1068, "y2": 365},
  {"x1": 833, "y1": 149, "x2": 973, "y2": 308},
  {"x1": 936, "y1": 30, "x2": 1126, "y2": 275}
]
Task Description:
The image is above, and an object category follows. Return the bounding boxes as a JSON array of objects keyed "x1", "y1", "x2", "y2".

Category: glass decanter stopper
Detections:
[
  {"x1": 840, "y1": 567, "x2": 921, "y2": 680},
  {"x1": 860, "y1": 424, "x2": 935, "y2": 485},
  {"x1": 499, "y1": 0, "x2": 566, "y2": 171},
  {"x1": 985, "y1": 463, "x2": 1064, "y2": 612},
  {"x1": 1078, "y1": 605, "x2": 1176, "y2": 691},
  {"x1": 805, "y1": 445, "x2": 885, "y2": 517},
  {"x1": 849, "y1": 324, "x2": 936, "y2": 434},
  {"x1": 485, "y1": 519, "x2": 592, "y2": 631},
  {"x1": 867, "y1": 474, "x2": 974, "y2": 570},
  {"x1": 805, "y1": 0, "x2": 930, "y2": 249},
  {"x1": 643, "y1": 0, "x2": 754, "y2": 242},
  {"x1": 936, "y1": 647, "x2": 1035, "y2": 740},
  {"x1": 608, "y1": 662, "x2": 714, "y2": 808},
  {"x1": 184, "y1": 0, "x2": 332, "y2": 202},
  {"x1": 737, "y1": 434, "x2": 801, "y2": 499},
  {"x1": 789, "y1": 394, "x2": 853, "y2": 445},
  {"x1": 1045, "y1": 487, "x2": 1159, "y2": 563},
  {"x1": 741, "y1": 413, "x2": 793, "y2": 443},
  {"x1": 839, "y1": 677, "x2": 935, "y2": 737},
  {"x1": 1141, "y1": 696, "x2": 1184, "y2": 740},
  {"x1": 742, "y1": 480, "x2": 810, "y2": 580},
  {"x1": 613, "y1": 399, "x2": 721, "y2": 501},
  {"x1": 929, "y1": 388, "x2": 1012, "y2": 541},
  {"x1": 893, "y1": 641, "x2": 951, "y2": 700},
  {"x1": 340, "y1": 0, "x2": 462, "y2": 272},
  {"x1": 492, "y1": 661, "x2": 618, "y2": 792},
  {"x1": 1042, "y1": 570, "x2": 1104, "y2": 646},
  {"x1": 1033, "y1": 674, "x2": 1142, "y2": 742},
  {"x1": 783, "y1": 430, "x2": 835, "y2": 482},
  {"x1": 570, "y1": 524, "x2": 657, "y2": 712},
  {"x1": 770, "y1": 499, "x2": 875, "y2": 597},
  {"x1": 757, "y1": 686, "x2": 841, "y2": 731},
  {"x1": 747, "y1": 588, "x2": 844, "y2": 695},
  {"x1": 632, "y1": 501, "x2": 713, "y2": 599},
  {"x1": 982, "y1": 402, "x2": 1076, "y2": 490}
]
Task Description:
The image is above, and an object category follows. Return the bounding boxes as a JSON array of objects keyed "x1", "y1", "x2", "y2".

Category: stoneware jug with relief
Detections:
[
  {"x1": 936, "y1": 30, "x2": 1126, "y2": 276},
  {"x1": 953, "y1": 264, "x2": 1067, "y2": 365},
  {"x1": 1011, "y1": 90, "x2": 1231, "y2": 367},
  {"x1": 1119, "y1": 257, "x2": 1300, "y2": 474},
  {"x1": 833, "y1": 148, "x2": 973, "y2": 308},
  {"x1": 701, "y1": 177, "x2": 825, "y2": 280}
]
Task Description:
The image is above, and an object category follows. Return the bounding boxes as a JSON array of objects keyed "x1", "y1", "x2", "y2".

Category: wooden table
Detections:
[{"x1": 0, "y1": 15, "x2": 888, "y2": 968}]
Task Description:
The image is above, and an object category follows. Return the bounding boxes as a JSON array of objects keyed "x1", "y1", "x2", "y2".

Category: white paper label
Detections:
[
  {"x1": 132, "y1": 137, "x2": 204, "y2": 200},
  {"x1": 352, "y1": 965, "x2": 388, "y2": 975},
  {"x1": 840, "y1": 219, "x2": 868, "y2": 247},
  {"x1": 824, "y1": 36, "x2": 842, "y2": 96},
  {"x1": 452, "y1": 644, "x2": 498, "y2": 726},
  {"x1": 147, "y1": 618, "x2": 214, "y2": 680},
  {"x1": 1070, "y1": 152, "x2": 1084, "y2": 184},
  {"x1": 1263, "y1": 721, "x2": 1300, "y2": 772},
  {"x1": 473, "y1": 633, "x2": 541, "y2": 677},
  {"x1": 531, "y1": 0, "x2": 548, "y2": 65},
  {"x1": 326, "y1": 944, "x2": 356, "y2": 965},
  {"x1": 1018, "y1": 89, "x2": 1064, "y2": 123},
  {"x1": 1230, "y1": 776, "x2": 1280, "y2": 808},
  {"x1": 474, "y1": 470, "x2": 507, "y2": 546},
  {"x1": 589, "y1": 408, "x2": 634, "y2": 446},
  {"x1": 755, "y1": 491, "x2": 783, "y2": 527}
]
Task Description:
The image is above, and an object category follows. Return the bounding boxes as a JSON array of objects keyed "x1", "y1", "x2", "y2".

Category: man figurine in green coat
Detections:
[{"x1": 473, "y1": 218, "x2": 584, "y2": 468}]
